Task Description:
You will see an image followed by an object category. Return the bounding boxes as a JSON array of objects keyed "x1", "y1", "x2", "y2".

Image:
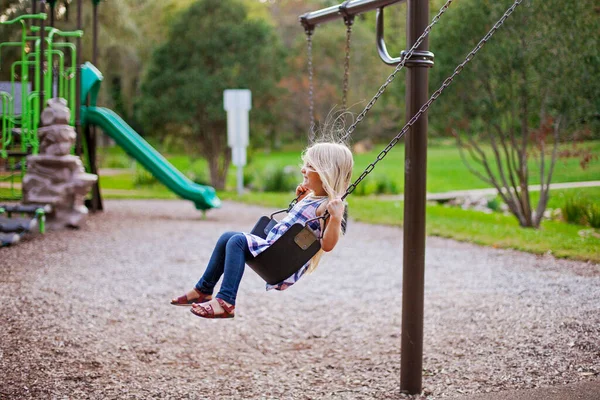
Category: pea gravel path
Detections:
[{"x1": 1, "y1": 199, "x2": 599, "y2": 399}]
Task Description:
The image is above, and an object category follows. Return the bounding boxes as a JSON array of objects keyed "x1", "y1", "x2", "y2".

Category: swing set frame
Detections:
[
  {"x1": 294, "y1": 0, "x2": 523, "y2": 394},
  {"x1": 300, "y1": 1, "x2": 434, "y2": 394}
]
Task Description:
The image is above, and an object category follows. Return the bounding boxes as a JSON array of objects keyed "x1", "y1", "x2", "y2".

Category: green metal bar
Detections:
[
  {"x1": 1, "y1": 92, "x2": 15, "y2": 158},
  {"x1": 35, "y1": 208, "x2": 46, "y2": 234},
  {"x1": 54, "y1": 43, "x2": 78, "y2": 118},
  {"x1": 30, "y1": 27, "x2": 83, "y2": 104},
  {"x1": 27, "y1": 41, "x2": 78, "y2": 126},
  {"x1": 27, "y1": 92, "x2": 40, "y2": 154},
  {"x1": 0, "y1": 42, "x2": 26, "y2": 68},
  {"x1": 10, "y1": 60, "x2": 35, "y2": 151},
  {"x1": 28, "y1": 49, "x2": 65, "y2": 99},
  {"x1": 0, "y1": 13, "x2": 47, "y2": 25},
  {"x1": 53, "y1": 43, "x2": 77, "y2": 99}
]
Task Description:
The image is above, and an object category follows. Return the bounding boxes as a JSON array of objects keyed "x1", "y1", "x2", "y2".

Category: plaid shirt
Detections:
[{"x1": 244, "y1": 195, "x2": 327, "y2": 291}]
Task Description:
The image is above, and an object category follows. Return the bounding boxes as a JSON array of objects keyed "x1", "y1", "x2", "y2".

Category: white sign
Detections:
[{"x1": 224, "y1": 89, "x2": 251, "y2": 194}]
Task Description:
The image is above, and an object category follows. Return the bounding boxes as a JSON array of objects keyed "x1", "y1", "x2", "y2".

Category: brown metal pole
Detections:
[
  {"x1": 400, "y1": 0, "x2": 430, "y2": 394},
  {"x1": 87, "y1": 0, "x2": 103, "y2": 211},
  {"x1": 49, "y1": 4, "x2": 55, "y2": 26}
]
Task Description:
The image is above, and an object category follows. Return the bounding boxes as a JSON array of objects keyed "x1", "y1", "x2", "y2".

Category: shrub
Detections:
[
  {"x1": 487, "y1": 197, "x2": 502, "y2": 212},
  {"x1": 262, "y1": 166, "x2": 300, "y2": 193},
  {"x1": 584, "y1": 203, "x2": 600, "y2": 228},
  {"x1": 352, "y1": 176, "x2": 400, "y2": 196},
  {"x1": 185, "y1": 166, "x2": 210, "y2": 186},
  {"x1": 133, "y1": 164, "x2": 158, "y2": 187},
  {"x1": 99, "y1": 152, "x2": 132, "y2": 169},
  {"x1": 561, "y1": 195, "x2": 589, "y2": 225}
]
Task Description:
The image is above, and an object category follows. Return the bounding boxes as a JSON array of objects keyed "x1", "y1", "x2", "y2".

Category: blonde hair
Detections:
[{"x1": 302, "y1": 141, "x2": 354, "y2": 273}]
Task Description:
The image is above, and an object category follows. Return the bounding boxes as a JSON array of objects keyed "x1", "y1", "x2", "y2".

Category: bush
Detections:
[
  {"x1": 184, "y1": 165, "x2": 210, "y2": 186},
  {"x1": 352, "y1": 176, "x2": 400, "y2": 196},
  {"x1": 261, "y1": 166, "x2": 300, "y2": 193},
  {"x1": 561, "y1": 195, "x2": 589, "y2": 225},
  {"x1": 98, "y1": 151, "x2": 133, "y2": 169},
  {"x1": 487, "y1": 197, "x2": 502, "y2": 212},
  {"x1": 584, "y1": 203, "x2": 600, "y2": 228},
  {"x1": 133, "y1": 164, "x2": 158, "y2": 187}
]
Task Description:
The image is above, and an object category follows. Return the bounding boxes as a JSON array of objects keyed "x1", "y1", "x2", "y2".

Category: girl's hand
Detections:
[
  {"x1": 296, "y1": 184, "x2": 310, "y2": 199},
  {"x1": 327, "y1": 198, "x2": 344, "y2": 220}
]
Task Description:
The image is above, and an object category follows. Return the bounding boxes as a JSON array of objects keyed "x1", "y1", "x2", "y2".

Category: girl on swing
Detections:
[{"x1": 171, "y1": 140, "x2": 354, "y2": 319}]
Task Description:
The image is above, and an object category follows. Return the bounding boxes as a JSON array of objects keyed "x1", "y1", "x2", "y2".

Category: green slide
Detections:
[{"x1": 81, "y1": 106, "x2": 221, "y2": 211}]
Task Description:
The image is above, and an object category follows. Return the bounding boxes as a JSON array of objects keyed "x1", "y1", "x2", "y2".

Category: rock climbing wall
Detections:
[{"x1": 22, "y1": 98, "x2": 98, "y2": 229}]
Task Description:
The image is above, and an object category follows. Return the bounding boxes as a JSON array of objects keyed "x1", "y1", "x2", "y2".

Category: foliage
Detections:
[
  {"x1": 561, "y1": 194, "x2": 600, "y2": 229},
  {"x1": 486, "y1": 198, "x2": 502, "y2": 212},
  {"x1": 561, "y1": 195, "x2": 588, "y2": 225},
  {"x1": 351, "y1": 175, "x2": 399, "y2": 196},
  {"x1": 184, "y1": 164, "x2": 210, "y2": 186},
  {"x1": 133, "y1": 163, "x2": 158, "y2": 187},
  {"x1": 428, "y1": 0, "x2": 600, "y2": 228},
  {"x1": 136, "y1": 0, "x2": 286, "y2": 189},
  {"x1": 259, "y1": 165, "x2": 300, "y2": 193},
  {"x1": 212, "y1": 190, "x2": 600, "y2": 263},
  {"x1": 265, "y1": 0, "x2": 406, "y2": 146},
  {"x1": 584, "y1": 203, "x2": 600, "y2": 229}
]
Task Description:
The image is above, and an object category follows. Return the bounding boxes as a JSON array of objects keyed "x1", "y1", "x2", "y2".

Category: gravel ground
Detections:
[{"x1": 1, "y1": 199, "x2": 599, "y2": 399}]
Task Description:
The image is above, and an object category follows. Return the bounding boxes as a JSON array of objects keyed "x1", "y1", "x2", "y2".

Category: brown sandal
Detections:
[
  {"x1": 190, "y1": 298, "x2": 235, "y2": 319},
  {"x1": 170, "y1": 288, "x2": 212, "y2": 306}
]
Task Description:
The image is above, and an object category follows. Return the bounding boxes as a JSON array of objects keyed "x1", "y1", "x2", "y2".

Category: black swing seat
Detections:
[{"x1": 247, "y1": 214, "x2": 321, "y2": 285}]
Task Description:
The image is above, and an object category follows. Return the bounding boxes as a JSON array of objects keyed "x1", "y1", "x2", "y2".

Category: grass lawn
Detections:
[
  {"x1": 93, "y1": 178, "x2": 600, "y2": 263},
  {"x1": 31, "y1": 140, "x2": 600, "y2": 263},
  {"x1": 217, "y1": 191, "x2": 600, "y2": 263},
  {"x1": 97, "y1": 139, "x2": 600, "y2": 194}
]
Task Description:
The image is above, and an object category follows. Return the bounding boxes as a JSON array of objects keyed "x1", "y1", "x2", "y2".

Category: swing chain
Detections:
[
  {"x1": 341, "y1": 4, "x2": 354, "y2": 112},
  {"x1": 342, "y1": 21, "x2": 353, "y2": 111},
  {"x1": 342, "y1": 0, "x2": 524, "y2": 200},
  {"x1": 305, "y1": 29, "x2": 316, "y2": 141},
  {"x1": 342, "y1": 0, "x2": 455, "y2": 141}
]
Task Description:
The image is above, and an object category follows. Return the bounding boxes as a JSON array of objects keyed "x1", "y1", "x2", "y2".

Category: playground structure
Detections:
[
  {"x1": 0, "y1": 0, "x2": 529, "y2": 396},
  {"x1": 0, "y1": 2, "x2": 221, "y2": 246}
]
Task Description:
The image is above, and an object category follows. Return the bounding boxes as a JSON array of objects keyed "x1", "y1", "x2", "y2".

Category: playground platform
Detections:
[{"x1": 1, "y1": 199, "x2": 598, "y2": 399}]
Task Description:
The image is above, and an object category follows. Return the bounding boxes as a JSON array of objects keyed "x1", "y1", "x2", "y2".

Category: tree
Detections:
[
  {"x1": 136, "y1": 0, "x2": 285, "y2": 189},
  {"x1": 429, "y1": 0, "x2": 600, "y2": 228}
]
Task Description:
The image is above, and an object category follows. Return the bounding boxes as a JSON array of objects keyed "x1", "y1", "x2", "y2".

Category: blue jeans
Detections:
[{"x1": 195, "y1": 231, "x2": 254, "y2": 306}]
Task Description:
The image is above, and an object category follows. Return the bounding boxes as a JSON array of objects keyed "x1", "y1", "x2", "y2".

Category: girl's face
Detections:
[{"x1": 301, "y1": 162, "x2": 325, "y2": 195}]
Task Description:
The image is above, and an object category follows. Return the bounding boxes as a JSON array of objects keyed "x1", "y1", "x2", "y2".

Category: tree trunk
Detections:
[{"x1": 199, "y1": 122, "x2": 230, "y2": 191}]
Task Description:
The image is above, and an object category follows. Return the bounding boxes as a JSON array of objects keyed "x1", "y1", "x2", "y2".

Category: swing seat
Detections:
[{"x1": 247, "y1": 216, "x2": 321, "y2": 285}]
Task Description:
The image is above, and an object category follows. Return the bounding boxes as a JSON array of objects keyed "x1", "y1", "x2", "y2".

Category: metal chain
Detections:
[
  {"x1": 341, "y1": 0, "x2": 455, "y2": 141},
  {"x1": 341, "y1": 18, "x2": 353, "y2": 111},
  {"x1": 306, "y1": 30, "x2": 316, "y2": 141},
  {"x1": 342, "y1": 0, "x2": 524, "y2": 200}
]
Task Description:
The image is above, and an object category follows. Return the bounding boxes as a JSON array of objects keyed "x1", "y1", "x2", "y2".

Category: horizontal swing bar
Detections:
[{"x1": 300, "y1": 0, "x2": 406, "y2": 30}]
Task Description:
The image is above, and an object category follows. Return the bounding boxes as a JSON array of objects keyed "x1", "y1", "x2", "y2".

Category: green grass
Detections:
[
  {"x1": 98, "y1": 140, "x2": 600, "y2": 194},
  {"x1": 97, "y1": 182, "x2": 600, "y2": 263},
  {"x1": 93, "y1": 141, "x2": 600, "y2": 264},
  {"x1": 217, "y1": 190, "x2": 600, "y2": 263}
]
